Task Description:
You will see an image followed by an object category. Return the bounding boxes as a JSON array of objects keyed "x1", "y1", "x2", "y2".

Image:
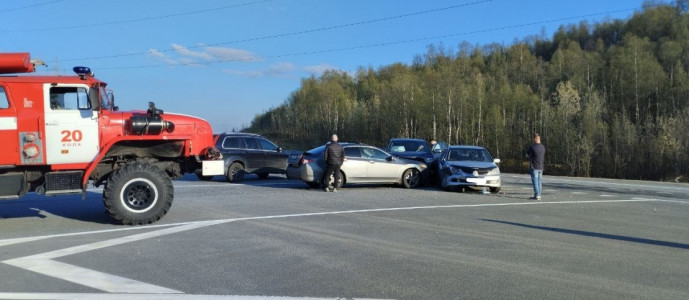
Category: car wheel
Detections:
[
  {"x1": 196, "y1": 174, "x2": 214, "y2": 181},
  {"x1": 257, "y1": 173, "x2": 269, "y2": 179},
  {"x1": 103, "y1": 162, "x2": 174, "y2": 225},
  {"x1": 321, "y1": 171, "x2": 344, "y2": 189},
  {"x1": 226, "y1": 162, "x2": 245, "y2": 182},
  {"x1": 402, "y1": 168, "x2": 420, "y2": 189},
  {"x1": 490, "y1": 187, "x2": 501, "y2": 193}
]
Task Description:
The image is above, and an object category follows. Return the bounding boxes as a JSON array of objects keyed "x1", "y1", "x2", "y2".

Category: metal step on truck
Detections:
[{"x1": 0, "y1": 52, "x2": 224, "y2": 225}]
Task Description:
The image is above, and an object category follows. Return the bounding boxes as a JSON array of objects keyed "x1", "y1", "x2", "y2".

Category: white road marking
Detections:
[
  {"x1": 599, "y1": 194, "x2": 615, "y2": 197},
  {"x1": 0, "y1": 293, "x2": 390, "y2": 300},
  {"x1": 3, "y1": 259, "x2": 180, "y2": 294},
  {"x1": 2, "y1": 199, "x2": 685, "y2": 248},
  {"x1": 503, "y1": 174, "x2": 689, "y2": 191},
  {"x1": 2, "y1": 198, "x2": 684, "y2": 294}
]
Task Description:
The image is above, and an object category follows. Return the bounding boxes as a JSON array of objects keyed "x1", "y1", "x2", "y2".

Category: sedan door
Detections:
[
  {"x1": 360, "y1": 147, "x2": 401, "y2": 183},
  {"x1": 341, "y1": 146, "x2": 367, "y2": 182}
]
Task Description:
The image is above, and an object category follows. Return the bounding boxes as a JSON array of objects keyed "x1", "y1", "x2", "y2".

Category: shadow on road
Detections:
[
  {"x1": 0, "y1": 191, "x2": 117, "y2": 224},
  {"x1": 481, "y1": 218, "x2": 689, "y2": 250}
]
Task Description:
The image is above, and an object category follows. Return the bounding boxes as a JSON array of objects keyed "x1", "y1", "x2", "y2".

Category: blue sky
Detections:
[{"x1": 1, "y1": 0, "x2": 651, "y2": 132}]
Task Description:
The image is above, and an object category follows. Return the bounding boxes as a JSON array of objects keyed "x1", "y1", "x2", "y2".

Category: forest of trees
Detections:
[{"x1": 246, "y1": 2, "x2": 689, "y2": 181}]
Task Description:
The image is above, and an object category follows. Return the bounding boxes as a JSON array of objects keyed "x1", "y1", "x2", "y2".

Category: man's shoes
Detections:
[
  {"x1": 332, "y1": 188, "x2": 337, "y2": 193},
  {"x1": 536, "y1": 196, "x2": 541, "y2": 200},
  {"x1": 529, "y1": 196, "x2": 541, "y2": 200}
]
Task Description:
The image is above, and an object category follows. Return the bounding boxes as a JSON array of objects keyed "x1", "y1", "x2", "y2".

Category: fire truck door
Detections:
[
  {"x1": 43, "y1": 84, "x2": 99, "y2": 164},
  {"x1": 0, "y1": 86, "x2": 17, "y2": 165}
]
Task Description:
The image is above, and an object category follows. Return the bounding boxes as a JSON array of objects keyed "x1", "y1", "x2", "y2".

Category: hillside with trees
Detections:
[{"x1": 246, "y1": 2, "x2": 689, "y2": 181}]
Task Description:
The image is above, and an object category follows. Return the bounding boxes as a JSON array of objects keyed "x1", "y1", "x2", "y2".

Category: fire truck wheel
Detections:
[
  {"x1": 103, "y1": 162, "x2": 174, "y2": 225},
  {"x1": 226, "y1": 162, "x2": 245, "y2": 182}
]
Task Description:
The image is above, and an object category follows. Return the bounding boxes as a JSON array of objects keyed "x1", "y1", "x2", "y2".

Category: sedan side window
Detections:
[
  {"x1": 244, "y1": 137, "x2": 261, "y2": 150},
  {"x1": 222, "y1": 137, "x2": 245, "y2": 149},
  {"x1": 258, "y1": 138, "x2": 278, "y2": 151},
  {"x1": 344, "y1": 147, "x2": 361, "y2": 158},
  {"x1": 362, "y1": 147, "x2": 388, "y2": 160}
]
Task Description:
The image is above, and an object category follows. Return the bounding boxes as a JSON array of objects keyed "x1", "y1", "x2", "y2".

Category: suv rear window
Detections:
[{"x1": 222, "y1": 137, "x2": 245, "y2": 149}]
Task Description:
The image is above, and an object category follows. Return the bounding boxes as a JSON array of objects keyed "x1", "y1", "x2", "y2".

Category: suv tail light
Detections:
[{"x1": 302, "y1": 157, "x2": 314, "y2": 165}]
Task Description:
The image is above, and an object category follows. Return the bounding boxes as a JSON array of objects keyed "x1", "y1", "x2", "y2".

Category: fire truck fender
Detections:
[{"x1": 82, "y1": 135, "x2": 193, "y2": 187}]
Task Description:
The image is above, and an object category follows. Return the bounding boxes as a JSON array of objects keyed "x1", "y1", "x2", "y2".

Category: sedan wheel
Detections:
[{"x1": 402, "y1": 169, "x2": 420, "y2": 189}]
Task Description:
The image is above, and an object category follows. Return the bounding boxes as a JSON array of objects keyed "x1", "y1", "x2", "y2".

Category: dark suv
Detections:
[
  {"x1": 210, "y1": 133, "x2": 290, "y2": 182},
  {"x1": 386, "y1": 138, "x2": 440, "y2": 184}
]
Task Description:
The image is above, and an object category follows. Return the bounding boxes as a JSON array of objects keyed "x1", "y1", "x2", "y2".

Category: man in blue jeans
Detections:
[{"x1": 526, "y1": 133, "x2": 546, "y2": 200}]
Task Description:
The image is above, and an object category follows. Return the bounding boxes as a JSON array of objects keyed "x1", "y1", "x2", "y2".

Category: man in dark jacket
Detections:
[
  {"x1": 526, "y1": 133, "x2": 546, "y2": 200},
  {"x1": 324, "y1": 134, "x2": 345, "y2": 192}
]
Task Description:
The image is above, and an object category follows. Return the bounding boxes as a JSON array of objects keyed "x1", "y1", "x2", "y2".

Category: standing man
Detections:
[
  {"x1": 526, "y1": 133, "x2": 546, "y2": 200},
  {"x1": 324, "y1": 134, "x2": 345, "y2": 192}
]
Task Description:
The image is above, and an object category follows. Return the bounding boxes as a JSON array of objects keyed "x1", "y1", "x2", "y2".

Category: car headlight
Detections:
[
  {"x1": 449, "y1": 166, "x2": 460, "y2": 175},
  {"x1": 488, "y1": 167, "x2": 500, "y2": 176}
]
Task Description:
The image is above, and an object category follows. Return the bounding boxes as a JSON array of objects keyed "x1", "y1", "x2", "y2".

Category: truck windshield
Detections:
[{"x1": 99, "y1": 85, "x2": 112, "y2": 110}]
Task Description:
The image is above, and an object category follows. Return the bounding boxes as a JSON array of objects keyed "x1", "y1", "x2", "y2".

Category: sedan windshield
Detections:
[
  {"x1": 389, "y1": 141, "x2": 430, "y2": 153},
  {"x1": 446, "y1": 148, "x2": 493, "y2": 162}
]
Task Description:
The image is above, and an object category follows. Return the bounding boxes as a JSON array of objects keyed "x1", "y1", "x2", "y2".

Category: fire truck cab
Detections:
[{"x1": 0, "y1": 52, "x2": 224, "y2": 224}]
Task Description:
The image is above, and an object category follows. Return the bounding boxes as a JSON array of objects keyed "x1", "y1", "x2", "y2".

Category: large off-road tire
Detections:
[
  {"x1": 402, "y1": 168, "x2": 420, "y2": 189},
  {"x1": 226, "y1": 162, "x2": 245, "y2": 182},
  {"x1": 103, "y1": 162, "x2": 174, "y2": 225}
]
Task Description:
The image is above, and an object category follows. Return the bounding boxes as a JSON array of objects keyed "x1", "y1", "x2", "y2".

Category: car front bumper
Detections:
[{"x1": 442, "y1": 174, "x2": 501, "y2": 188}]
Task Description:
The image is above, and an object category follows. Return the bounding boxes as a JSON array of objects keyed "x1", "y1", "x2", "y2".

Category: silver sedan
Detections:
[
  {"x1": 439, "y1": 145, "x2": 501, "y2": 193},
  {"x1": 296, "y1": 143, "x2": 427, "y2": 189}
]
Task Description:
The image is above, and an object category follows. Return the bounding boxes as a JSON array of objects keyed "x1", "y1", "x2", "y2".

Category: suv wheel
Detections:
[{"x1": 226, "y1": 162, "x2": 245, "y2": 182}]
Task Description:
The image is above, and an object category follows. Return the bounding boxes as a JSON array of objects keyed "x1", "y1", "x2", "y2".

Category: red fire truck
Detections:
[{"x1": 0, "y1": 53, "x2": 224, "y2": 224}]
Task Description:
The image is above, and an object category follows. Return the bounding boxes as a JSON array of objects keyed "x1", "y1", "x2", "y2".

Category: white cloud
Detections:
[
  {"x1": 266, "y1": 62, "x2": 296, "y2": 76},
  {"x1": 222, "y1": 69, "x2": 265, "y2": 78},
  {"x1": 223, "y1": 62, "x2": 296, "y2": 78},
  {"x1": 205, "y1": 46, "x2": 262, "y2": 62},
  {"x1": 148, "y1": 49, "x2": 179, "y2": 65},
  {"x1": 171, "y1": 43, "x2": 212, "y2": 60},
  {"x1": 148, "y1": 44, "x2": 262, "y2": 65}
]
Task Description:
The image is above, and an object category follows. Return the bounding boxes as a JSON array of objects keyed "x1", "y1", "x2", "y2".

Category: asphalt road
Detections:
[{"x1": 0, "y1": 173, "x2": 688, "y2": 300}]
